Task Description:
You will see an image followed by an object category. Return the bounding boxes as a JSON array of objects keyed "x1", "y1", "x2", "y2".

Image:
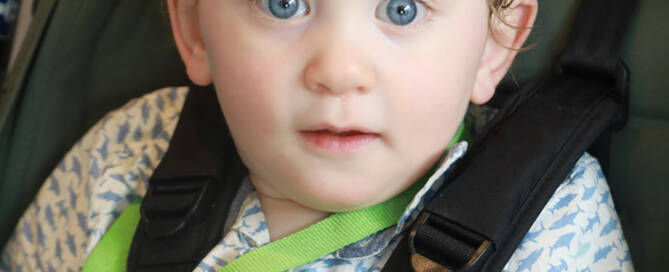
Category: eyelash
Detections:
[{"x1": 248, "y1": 0, "x2": 437, "y2": 32}]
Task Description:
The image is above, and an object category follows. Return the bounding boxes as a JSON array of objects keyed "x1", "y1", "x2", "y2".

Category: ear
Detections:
[
  {"x1": 471, "y1": 0, "x2": 538, "y2": 104},
  {"x1": 167, "y1": 0, "x2": 213, "y2": 86}
]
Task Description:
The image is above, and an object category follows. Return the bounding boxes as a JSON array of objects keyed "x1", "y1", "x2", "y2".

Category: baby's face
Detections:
[{"x1": 197, "y1": 0, "x2": 491, "y2": 211}]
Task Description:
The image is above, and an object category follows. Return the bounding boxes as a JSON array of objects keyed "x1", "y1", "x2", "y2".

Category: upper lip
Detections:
[{"x1": 300, "y1": 123, "x2": 379, "y2": 135}]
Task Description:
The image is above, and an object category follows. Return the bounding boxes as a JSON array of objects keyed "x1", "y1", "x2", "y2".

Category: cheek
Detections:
[
  {"x1": 210, "y1": 49, "x2": 287, "y2": 172},
  {"x1": 381, "y1": 44, "x2": 485, "y2": 161},
  {"x1": 388, "y1": 69, "x2": 469, "y2": 153},
  {"x1": 202, "y1": 24, "x2": 285, "y2": 142},
  {"x1": 386, "y1": 51, "x2": 480, "y2": 151},
  {"x1": 215, "y1": 63, "x2": 277, "y2": 145}
]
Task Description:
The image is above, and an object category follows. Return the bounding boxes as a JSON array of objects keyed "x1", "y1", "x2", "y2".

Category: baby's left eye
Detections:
[
  {"x1": 375, "y1": 0, "x2": 428, "y2": 26},
  {"x1": 254, "y1": 0, "x2": 310, "y2": 20}
]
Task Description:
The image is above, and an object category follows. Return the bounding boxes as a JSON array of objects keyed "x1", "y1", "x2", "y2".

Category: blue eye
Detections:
[
  {"x1": 257, "y1": 0, "x2": 310, "y2": 20},
  {"x1": 376, "y1": 0, "x2": 427, "y2": 26}
]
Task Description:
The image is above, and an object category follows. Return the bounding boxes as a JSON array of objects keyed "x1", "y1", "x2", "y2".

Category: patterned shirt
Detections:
[{"x1": 1, "y1": 87, "x2": 633, "y2": 272}]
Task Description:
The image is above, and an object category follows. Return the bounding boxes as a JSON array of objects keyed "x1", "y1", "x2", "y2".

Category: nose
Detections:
[{"x1": 303, "y1": 44, "x2": 376, "y2": 96}]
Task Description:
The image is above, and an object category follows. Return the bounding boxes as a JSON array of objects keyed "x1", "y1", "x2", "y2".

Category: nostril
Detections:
[
  {"x1": 310, "y1": 82, "x2": 369, "y2": 96},
  {"x1": 316, "y1": 83, "x2": 330, "y2": 93}
]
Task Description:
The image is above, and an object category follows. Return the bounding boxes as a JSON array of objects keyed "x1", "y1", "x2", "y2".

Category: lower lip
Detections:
[{"x1": 299, "y1": 131, "x2": 380, "y2": 153}]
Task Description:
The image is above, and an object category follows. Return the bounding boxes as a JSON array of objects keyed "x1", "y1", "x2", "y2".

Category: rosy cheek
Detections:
[
  {"x1": 212, "y1": 52, "x2": 280, "y2": 141},
  {"x1": 386, "y1": 64, "x2": 469, "y2": 153}
]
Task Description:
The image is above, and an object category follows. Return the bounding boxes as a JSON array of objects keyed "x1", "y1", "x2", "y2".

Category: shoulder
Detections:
[
  {"x1": 72, "y1": 86, "x2": 189, "y2": 196},
  {"x1": 502, "y1": 153, "x2": 634, "y2": 271},
  {"x1": 1, "y1": 87, "x2": 190, "y2": 272},
  {"x1": 63, "y1": 85, "x2": 190, "y2": 230}
]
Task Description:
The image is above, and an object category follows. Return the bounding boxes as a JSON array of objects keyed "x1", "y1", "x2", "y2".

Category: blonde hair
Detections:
[
  {"x1": 488, "y1": 0, "x2": 515, "y2": 17},
  {"x1": 488, "y1": 0, "x2": 521, "y2": 29},
  {"x1": 488, "y1": 0, "x2": 534, "y2": 51}
]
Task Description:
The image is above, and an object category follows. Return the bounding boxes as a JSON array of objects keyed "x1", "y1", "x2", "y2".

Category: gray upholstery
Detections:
[{"x1": 0, "y1": 0, "x2": 188, "y2": 248}]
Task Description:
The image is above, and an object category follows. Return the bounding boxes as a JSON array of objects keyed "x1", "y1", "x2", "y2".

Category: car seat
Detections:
[{"x1": 0, "y1": 0, "x2": 667, "y2": 270}]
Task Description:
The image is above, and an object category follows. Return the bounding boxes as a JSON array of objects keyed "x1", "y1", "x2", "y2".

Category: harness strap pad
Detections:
[{"x1": 127, "y1": 85, "x2": 247, "y2": 272}]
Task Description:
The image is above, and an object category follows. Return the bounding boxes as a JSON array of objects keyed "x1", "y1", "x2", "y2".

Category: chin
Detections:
[{"x1": 293, "y1": 171, "x2": 405, "y2": 213}]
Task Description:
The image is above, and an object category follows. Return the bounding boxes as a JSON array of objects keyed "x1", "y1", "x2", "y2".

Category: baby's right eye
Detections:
[{"x1": 253, "y1": 0, "x2": 311, "y2": 20}]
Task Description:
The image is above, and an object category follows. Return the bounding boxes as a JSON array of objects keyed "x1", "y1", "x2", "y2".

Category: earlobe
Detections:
[
  {"x1": 471, "y1": 0, "x2": 538, "y2": 105},
  {"x1": 188, "y1": 41, "x2": 213, "y2": 86},
  {"x1": 167, "y1": 0, "x2": 213, "y2": 86},
  {"x1": 471, "y1": 66, "x2": 495, "y2": 105}
]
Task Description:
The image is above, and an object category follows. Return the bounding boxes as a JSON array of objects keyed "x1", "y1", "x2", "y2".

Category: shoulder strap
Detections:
[
  {"x1": 557, "y1": 0, "x2": 638, "y2": 175},
  {"x1": 127, "y1": 84, "x2": 247, "y2": 272},
  {"x1": 383, "y1": 0, "x2": 638, "y2": 271}
]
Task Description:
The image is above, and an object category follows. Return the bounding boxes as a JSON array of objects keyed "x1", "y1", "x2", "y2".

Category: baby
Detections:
[{"x1": 1, "y1": 0, "x2": 633, "y2": 271}]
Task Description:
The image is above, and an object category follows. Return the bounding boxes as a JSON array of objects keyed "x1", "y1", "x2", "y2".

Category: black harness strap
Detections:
[
  {"x1": 383, "y1": 0, "x2": 638, "y2": 271},
  {"x1": 559, "y1": 0, "x2": 638, "y2": 81},
  {"x1": 127, "y1": 85, "x2": 247, "y2": 272},
  {"x1": 559, "y1": 0, "x2": 638, "y2": 175}
]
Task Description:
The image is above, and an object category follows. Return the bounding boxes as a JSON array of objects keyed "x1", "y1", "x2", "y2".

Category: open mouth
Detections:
[{"x1": 299, "y1": 129, "x2": 380, "y2": 153}]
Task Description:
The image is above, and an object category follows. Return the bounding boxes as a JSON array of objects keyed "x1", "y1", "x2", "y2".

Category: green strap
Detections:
[
  {"x1": 219, "y1": 123, "x2": 466, "y2": 272},
  {"x1": 82, "y1": 198, "x2": 142, "y2": 272},
  {"x1": 83, "y1": 123, "x2": 465, "y2": 272},
  {"x1": 220, "y1": 182, "x2": 419, "y2": 272}
]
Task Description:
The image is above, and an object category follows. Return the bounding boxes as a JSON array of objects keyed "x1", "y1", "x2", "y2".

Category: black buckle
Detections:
[
  {"x1": 141, "y1": 177, "x2": 217, "y2": 237},
  {"x1": 408, "y1": 212, "x2": 492, "y2": 272}
]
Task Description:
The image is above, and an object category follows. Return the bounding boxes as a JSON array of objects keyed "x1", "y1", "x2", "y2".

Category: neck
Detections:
[{"x1": 255, "y1": 190, "x2": 332, "y2": 242}]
